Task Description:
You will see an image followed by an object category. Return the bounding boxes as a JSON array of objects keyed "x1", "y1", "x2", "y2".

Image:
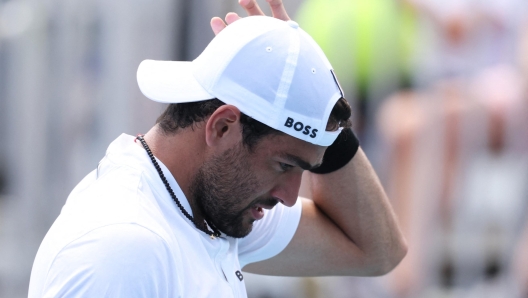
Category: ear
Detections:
[{"x1": 204, "y1": 105, "x2": 242, "y2": 148}]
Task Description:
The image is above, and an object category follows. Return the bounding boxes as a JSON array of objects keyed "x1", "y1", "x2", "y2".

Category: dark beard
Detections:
[{"x1": 189, "y1": 145, "x2": 261, "y2": 238}]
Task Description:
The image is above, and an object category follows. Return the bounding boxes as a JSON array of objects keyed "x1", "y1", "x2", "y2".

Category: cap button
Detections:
[{"x1": 287, "y1": 20, "x2": 299, "y2": 29}]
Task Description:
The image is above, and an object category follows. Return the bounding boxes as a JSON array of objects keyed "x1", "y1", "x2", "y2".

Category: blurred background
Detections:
[{"x1": 0, "y1": 0, "x2": 527, "y2": 297}]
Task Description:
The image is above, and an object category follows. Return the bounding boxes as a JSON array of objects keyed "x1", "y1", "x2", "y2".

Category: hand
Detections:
[{"x1": 210, "y1": 0, "x2": 290, "y2": 35}]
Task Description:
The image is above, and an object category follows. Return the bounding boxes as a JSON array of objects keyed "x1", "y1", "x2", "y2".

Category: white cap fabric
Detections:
[{"x1": 137, "y1": 16, "x2": 345, "y2": 146}]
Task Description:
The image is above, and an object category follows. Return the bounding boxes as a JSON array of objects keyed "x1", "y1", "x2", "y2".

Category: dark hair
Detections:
[{"x1": 157, "y1": 98, "x2": 351, "y2": 149}]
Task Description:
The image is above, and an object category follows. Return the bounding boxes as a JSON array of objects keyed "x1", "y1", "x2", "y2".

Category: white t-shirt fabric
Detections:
[{"x1": 28, "y1": 134, "x2": 303, "y2": 298}]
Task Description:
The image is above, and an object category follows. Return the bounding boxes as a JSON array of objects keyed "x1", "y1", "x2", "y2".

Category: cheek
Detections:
[
  {"x1": 242, "y1": 152, "x2": 285, "y2": 196},
  {"x1": 235, "y1": 167, "x2": 270, "y2": 197},
  {"x1": 255, "y1": 171, "x2": 289, "y2": 199}
]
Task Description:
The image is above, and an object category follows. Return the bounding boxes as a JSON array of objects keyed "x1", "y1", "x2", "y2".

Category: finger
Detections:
[
  {"x1": 239, "y1": 0, "x2": 265, "y2": 16},
  {"x1": 210, "y1": 17, "x2": 227, "y2": 35},
  {"x1": 225, "y1": 12, "x2": 241, "y2": 25},
  {"x1": 266, "y1": 0, "x2": 290, "y2": 20}
]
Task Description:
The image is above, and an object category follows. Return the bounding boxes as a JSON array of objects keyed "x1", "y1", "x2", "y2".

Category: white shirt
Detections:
[{"x1": 28, "y1": 134, "x2": 302, "y2": 298}]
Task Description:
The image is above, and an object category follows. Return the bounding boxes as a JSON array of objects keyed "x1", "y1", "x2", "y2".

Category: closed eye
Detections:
[{"x1": 279, "y1": 162, "x2": 294, "y2": 172}]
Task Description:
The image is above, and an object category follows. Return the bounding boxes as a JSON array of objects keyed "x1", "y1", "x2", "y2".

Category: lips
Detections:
[
  {"x1": 249, "y1": 200, "x2": 278, "y2": 220},
  {"x1": 250, "y1": 206, "x2": 265, "y2": 220}
]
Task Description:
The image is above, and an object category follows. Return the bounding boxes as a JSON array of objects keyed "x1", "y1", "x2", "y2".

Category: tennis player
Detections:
[{"x1": 28, "y1": 1, "x2": 406, "y2": 297}]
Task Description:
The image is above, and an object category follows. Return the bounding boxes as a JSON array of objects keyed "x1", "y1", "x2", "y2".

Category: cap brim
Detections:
[{"x1": 137, "y1": 59, "x2": 214, "y2": 103}]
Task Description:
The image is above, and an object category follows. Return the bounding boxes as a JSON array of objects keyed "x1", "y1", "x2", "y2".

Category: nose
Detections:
[{"x1": 269, "y1": 172, "x2": 303, "y2": 207}]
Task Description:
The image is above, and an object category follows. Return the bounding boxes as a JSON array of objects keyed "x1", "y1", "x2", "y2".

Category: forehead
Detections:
[{"x1": 253, "y1": 133, "x2": 326, "y2": 166}]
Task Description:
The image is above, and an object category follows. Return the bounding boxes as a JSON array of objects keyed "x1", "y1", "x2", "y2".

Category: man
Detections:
[{"x1": 29, "y1": 1, "x2": 406, "y2": 297}]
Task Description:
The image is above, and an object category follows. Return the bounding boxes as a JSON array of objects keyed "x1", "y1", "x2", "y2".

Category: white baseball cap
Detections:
[{"x1": 137, "y1": 16, "x2": 345, "y2": 146}]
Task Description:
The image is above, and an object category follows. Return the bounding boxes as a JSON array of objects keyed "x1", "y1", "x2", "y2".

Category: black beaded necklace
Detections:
[{"x1": 136, "y1": 135, "x2": 221, "y2": 239}]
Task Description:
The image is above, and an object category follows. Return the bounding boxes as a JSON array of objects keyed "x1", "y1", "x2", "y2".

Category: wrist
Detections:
[{"x1": 309, "y1": 128, "x2": 359, "y2": 174}]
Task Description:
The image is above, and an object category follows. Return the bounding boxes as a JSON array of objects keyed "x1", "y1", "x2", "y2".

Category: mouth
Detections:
[
  {"x1": 250, "y1": 205, "x2": 265, "y2": 220},
  {"x1": 249, "y1": 199, "x2": 278, "y2": 221}
]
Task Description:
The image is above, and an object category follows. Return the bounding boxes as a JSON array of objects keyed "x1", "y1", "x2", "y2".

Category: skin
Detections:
[
  {"x1": 189, "y1": 132, "x2": 316, "y2": 238},
  {"x1": 145, "y1": 0, "x2": 407, "y2": 277}
]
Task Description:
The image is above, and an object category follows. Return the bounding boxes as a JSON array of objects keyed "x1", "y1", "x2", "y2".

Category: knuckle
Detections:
[{"x1": 245, "y1": 0, "x2": 257, "y2": 9}]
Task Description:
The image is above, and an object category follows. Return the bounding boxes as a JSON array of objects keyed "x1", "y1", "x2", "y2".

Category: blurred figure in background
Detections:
[
  {"x1": 407, "y1": 0, "x2": 525, "y2": 82},
  {"x1": 378, "y1": 67, "x2": 528, "y2": 298},
  {"x1": 377, "y1": 9, "x2": 528, "y2": 298},
  {"x1": 448, "y1": 65, "x2": 528, "y2": 296}
]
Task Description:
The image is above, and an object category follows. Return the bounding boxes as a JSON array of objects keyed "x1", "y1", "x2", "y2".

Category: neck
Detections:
[{"x1": 141, "y1": 125, "x2": 208, "y2": 219}]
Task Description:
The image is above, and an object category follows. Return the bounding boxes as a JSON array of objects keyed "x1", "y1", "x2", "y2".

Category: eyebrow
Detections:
[{"x1": 280, "y1": 153, "x2": 322, "y2": 171}]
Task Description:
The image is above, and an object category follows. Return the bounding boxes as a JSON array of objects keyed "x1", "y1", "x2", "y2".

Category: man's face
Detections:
[{"x1": 190, "y1": 133, "x2": 325, "y2": 238}]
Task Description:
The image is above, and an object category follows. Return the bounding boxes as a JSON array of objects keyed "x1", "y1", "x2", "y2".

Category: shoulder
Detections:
[
  {"x1": 39, "y1": 223, "x2": 180, "y2": 297},
  {"x1": 60, "y1": 164, "x2": 165, "y2": 236}
]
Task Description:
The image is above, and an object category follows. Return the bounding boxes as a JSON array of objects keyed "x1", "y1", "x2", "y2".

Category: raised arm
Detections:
[{"x1": 244, "y1": 148, "x2": 407, "y2": 276}]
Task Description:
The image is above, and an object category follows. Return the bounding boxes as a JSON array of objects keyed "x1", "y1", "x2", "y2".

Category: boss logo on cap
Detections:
[{"x1": 284, "y1": 117, "x2": 318, "y2": 138}]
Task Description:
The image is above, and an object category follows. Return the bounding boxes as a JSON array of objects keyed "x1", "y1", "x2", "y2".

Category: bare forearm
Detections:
[{"x1": 309, "y1": 148, "x2": 407, "y2": 274}]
